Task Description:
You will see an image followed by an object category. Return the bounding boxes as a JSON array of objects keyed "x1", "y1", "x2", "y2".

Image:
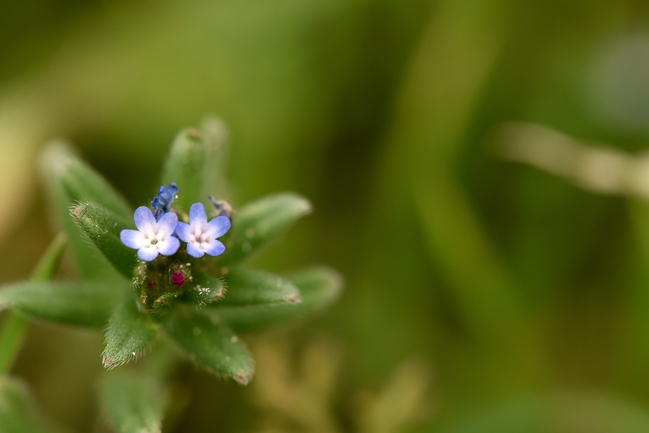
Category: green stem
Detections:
[
  {"x1": 0, "y1": 314, "x2": 29, "y2": 374},
  {"x1": 0, "y1": 233, "x2": 67, "y2": 375}
]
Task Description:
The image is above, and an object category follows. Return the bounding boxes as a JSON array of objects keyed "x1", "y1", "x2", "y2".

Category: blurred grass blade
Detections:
[
  {"x1": 162, "y1": 309, "x2": 254, "y2": 384},
  {"x1": 103, "y1": 294, "x2": 159, "y2": 369},
  {"x1": 99, "y1": 369, "x2": 166, "y2": 433},
  {"x1": 218, "y1": 266, "x2": 300, "y2": 306},
  {"x1": 71, "y1": 202, "x2": 136, "y2": 279},
  {"x1": 214, "y1": 266, "x2": 341, "y2": 333},
  {"x1": 161, "y1": 128, "x2": 211, "y2": 213},
  {"x1": 220, "y1": 193, "x2": 312, "y2": 266},
  {"x1": 433, "y1": 391, "x2": 649, "y2": 433},
  {"x1": 0, "y1": 281, "x2": 121, "y2": 328},
  {"x1": 30, "y1": 233, "x2": 68, "y2": 282},
  {"x1": 0, "y1": 377, "x2": 66, "y2": 433}
]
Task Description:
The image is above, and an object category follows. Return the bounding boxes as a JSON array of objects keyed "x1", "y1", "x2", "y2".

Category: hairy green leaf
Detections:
[
  {"x1": 103, "y1": 295, "x2": 159, "y2": 369},
  {"x1": 162, "y1": 308, "x2": 254, "y2": 384},
  {"x1": 0, "y1": 281, "x2": 121, "y2": 328},
  {"x1": 185, "y1": 273, "x2": 226, "y2": 307},
  {"x1": 71, "y1": 202, "x2": 136, "y2": 279},
  {"x1": 99, "y1": 369, "x2": 166, "y2": 433},
  {"x1": 212, "y1": 266, "x2": 341, "y2": 333},
  {"x1": 220, "y1": 193, "x2": 312, "y2": 265},
  {"x1": 218, "y1": 267, "x2": 300, "y2": 306},
  {"x1": 0, "y1": 377, "x2": 64, "y2": 433}
]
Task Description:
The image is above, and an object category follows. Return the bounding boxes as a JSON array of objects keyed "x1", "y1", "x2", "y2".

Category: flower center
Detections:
[
  {"x1": 189, "y1": 226, "x2": 211, "y2": 247},
  {"x1": 145, "y1": 229, "x2": 164, "y2": 248}
]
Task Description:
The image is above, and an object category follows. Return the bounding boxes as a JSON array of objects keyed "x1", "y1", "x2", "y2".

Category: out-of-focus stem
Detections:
[{"x1": 0, "y1": 233, "x2": 67, "y2": 375}]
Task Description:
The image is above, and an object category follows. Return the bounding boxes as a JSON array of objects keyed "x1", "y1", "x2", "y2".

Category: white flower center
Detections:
[
  {"x1": 189, "y1": 225, "x2": 212, "y2": 250},
  {"x1": 143, "y1": 228, "x2": 165, "y2": 249}
]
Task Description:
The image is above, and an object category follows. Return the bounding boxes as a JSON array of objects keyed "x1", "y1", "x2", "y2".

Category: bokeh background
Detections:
[{"x1": 4, "y1": 0, "x2": 649, "y2": 431}]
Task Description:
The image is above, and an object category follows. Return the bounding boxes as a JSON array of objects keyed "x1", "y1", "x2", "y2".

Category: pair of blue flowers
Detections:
[{"x1": 120, "y1": 183, "x2": 231, "y2": 262}]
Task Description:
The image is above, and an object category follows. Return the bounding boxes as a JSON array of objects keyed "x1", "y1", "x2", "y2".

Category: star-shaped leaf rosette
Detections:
[{"x1": 0, "y1": 118, "x2": 341, "y2": 387}]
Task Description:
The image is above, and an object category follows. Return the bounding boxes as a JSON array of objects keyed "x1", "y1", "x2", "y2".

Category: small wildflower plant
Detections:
[{"x1": 0, "y1": 118, "x2": 341, "y2": 432}]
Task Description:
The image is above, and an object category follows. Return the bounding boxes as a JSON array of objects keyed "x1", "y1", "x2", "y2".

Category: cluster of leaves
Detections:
[{"x1": 0, "y1": 119, "x2": 341, "y2": 431}]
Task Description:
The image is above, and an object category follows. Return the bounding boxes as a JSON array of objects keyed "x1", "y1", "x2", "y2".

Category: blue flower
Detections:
[
  {"x1": 152, "y1": 182, "x2": 178, "y2": 218},
  {"x1": 176, "y1": 202, "x2": 231, "y2": 258},
  {"x1": 120, "y1": 206, "x2": 180, "y2": 261}
]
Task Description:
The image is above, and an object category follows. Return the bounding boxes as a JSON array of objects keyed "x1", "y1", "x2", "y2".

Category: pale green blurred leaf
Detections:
[
  {"x1": 218, "y1": 267, "x2": 300, "y2": 306},
  {"x1": 0, "y1": 281, "x2": 121, "y2": 328},
  {"x1": 214, "y1": 266, "x2": 341, "y2": 333},
  {"x1": 220, "y1": 193, "x2": 312, "y2": 266},
  {"x1": 100, "y1": 369, "x2": 166, "y2": 433}
]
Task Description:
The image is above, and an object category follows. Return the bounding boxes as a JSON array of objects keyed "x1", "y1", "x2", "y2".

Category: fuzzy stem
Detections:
[{"x1": 0, "y1": 233, "x2": 67, "y2": 375}]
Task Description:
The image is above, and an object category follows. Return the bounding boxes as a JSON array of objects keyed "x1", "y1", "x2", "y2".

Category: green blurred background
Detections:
[{"x1": 4, "y1": 0, "x2": 649, "y2": 431}]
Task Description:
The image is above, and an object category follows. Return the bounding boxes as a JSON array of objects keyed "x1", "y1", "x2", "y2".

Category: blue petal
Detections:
[
  {"x1": 134, "y1": 206, "x2": 155, "y2": 231},
  {"x1": 158, "y1": 236, "x2": 180, "y2": 256},
  {"x1": 205, "y1": 240, "x2": 226, "y2": 256},
  {"x1": 138, "y1": 247, "x2": 158, "y2": 261},
  {"x1": 208, "y1": 216, "x2": 231, "y2": 238},
  {"x1": 186, "y1": 242, "x2": 205, "y2": 258},
  {"x1": 189, "y1": 202, "x2": 207, "y2": 224},
  {"x1": 120, "y1": 229, "x2": 143, "y2": 249},
  {"x1": 157, "y1": 211, "x2": 178, "y2": 235},
  {"x1": 175, "y1": 222, "x2": 191, "y2": 242}
]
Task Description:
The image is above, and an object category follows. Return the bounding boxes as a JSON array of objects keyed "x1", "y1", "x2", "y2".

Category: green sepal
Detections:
[
  {"x1": 219, "y1": 193, "x2": 312, "y2": 265},
  {"x1": 0, "y1": 281, "x2": 122, "y2": 328},
  {"x1": 162, "y1": 308, "x2": 254, "y2": 384},
  {"x1": 218, "y1": 267, "x2": 300, "y2": 306},
  {"x1": 0, "y1": 377, "x2": 66, "y2": 433},
  {"x1": 185, "y1": 273, "x2": 226, "y2": 308},
  {"x1": 103, "y1": 294, "x2": 160, "y2": 369},
  {"x1": 212, "y1": 266, "x2": 342, "y2": 333},
  {"x1": 99, "y1": 369, "x2": 166, "y2": 433},
  {"x1": 71, "y1": 202, "x2": 136, "y2": 280},
  {"x1": 161, "y1": 128, "x2": 212, "y2": 213}
]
